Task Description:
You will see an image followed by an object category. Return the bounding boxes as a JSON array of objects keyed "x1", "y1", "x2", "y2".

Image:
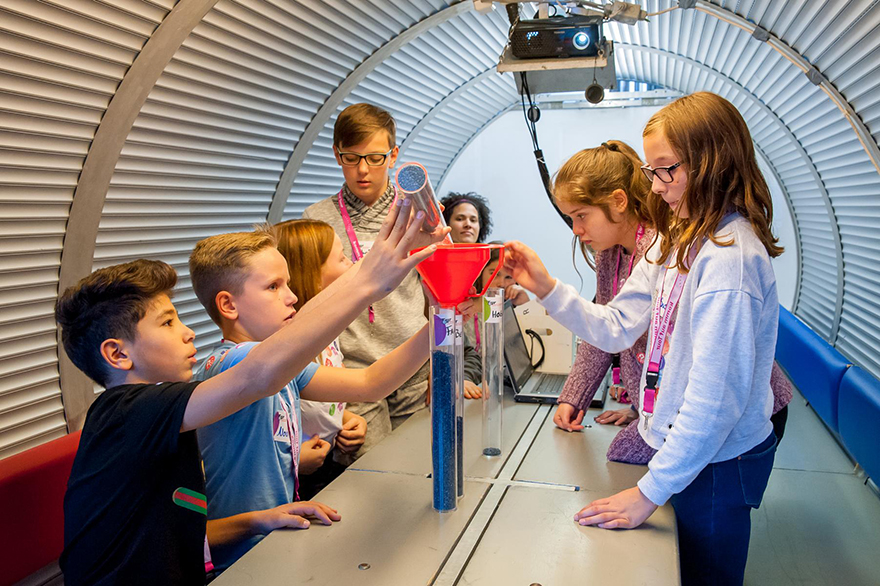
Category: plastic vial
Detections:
[
  {"x1": 430, "y1": 305, "x2": 457, "y2": 512},
  {"x1": 482, "y1": 288, "x2": 503, "y2": 457},
  {"x1": 395, "y1": 162, "x2": 451, "y2": 239},
  {"x1": 454, "y1": 311, "x2": 465, "y2": 498}
]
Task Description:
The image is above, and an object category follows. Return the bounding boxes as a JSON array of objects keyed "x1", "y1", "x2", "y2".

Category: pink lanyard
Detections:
[
  {"x1": 642, "y1": 266, "x2": 689, "y2": 426},
  {"x1": 337, "y1": 186, "x2": 398, "y2": 324},
  {"x1": 280, "y1": 388, "x2": 301, "y2": 500},
  {"x1": 612, "y1": 224, "x2": 645, "y2": 297},
  {"x1": 610, "y1": 224, "x2": 644, "y2": 385}
]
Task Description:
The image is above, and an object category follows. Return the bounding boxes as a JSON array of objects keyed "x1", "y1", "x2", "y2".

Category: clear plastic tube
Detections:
[
  {"x1": 453, "y1": 311, "x2": 465, "y2": 498},
  {"x1": 430, "y1": 305, "x2": 457, "y2": 512},
  {"x1": 395, "y1": 162, "x2": 450, "y2": 239},
  {"x1": 482, "y1": 288, "x2": 503, "y2": 457}
]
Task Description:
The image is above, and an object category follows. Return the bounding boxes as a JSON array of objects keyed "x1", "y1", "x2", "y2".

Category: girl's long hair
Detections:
[
  {"x1": 552, "y1": 140, "x2": 653, "y2": 268},
  {"x1": 643, "y1": 92, "x2": 783, "y2": 271},
  {"x1": 272, "y1": 219, "x2": 335, "y2": 312}
]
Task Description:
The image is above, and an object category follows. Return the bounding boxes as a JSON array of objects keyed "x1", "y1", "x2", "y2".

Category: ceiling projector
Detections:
[{"x1": 510, "y1": 15, "x2": 603, "y2": 59}]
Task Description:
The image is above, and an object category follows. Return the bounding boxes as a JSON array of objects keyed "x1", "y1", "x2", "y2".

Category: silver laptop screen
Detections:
[{"x1": 503, "y1": 302, "x2": 533, "y2": 390}]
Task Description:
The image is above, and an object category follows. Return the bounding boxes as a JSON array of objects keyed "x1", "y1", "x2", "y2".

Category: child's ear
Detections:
[
  {"x1": 215, "y1": 291, "x2": 238, "y2": 322},
  {"x1": 332, "y1": 145, "x2": 342, "y2": 165},
  {"x1": 612, "y1": 189, "x2": 629, "y2": 214},
  {"x1": 388, "y1": 144, "x2": 399, "y2": 168},
  {"x1": 100, "y1": 339, "x2": 133, "y2": 372}
]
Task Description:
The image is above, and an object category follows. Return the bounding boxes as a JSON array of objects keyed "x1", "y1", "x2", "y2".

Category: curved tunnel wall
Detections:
[{"x1": 0, "y1": 0, "x2": 878, "y2": 456}]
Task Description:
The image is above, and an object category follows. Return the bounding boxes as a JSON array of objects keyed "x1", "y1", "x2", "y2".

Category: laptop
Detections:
[
  {"x1": 503, "y1": 301, "x2": 568, "y2": 403},
  {"x1": 504, "y1": 302, "x2": 607, "y2": 408}
]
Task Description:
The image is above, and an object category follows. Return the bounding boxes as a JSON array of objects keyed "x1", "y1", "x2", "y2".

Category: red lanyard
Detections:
[
  {"x1": 337, "y1": 185, "x2": 398, "y2": 324},
  {"x1": 642, "y1": 265, "x2": 689, "y2": 427}
]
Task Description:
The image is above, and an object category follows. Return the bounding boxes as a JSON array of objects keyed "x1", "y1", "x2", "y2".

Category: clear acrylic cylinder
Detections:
[
  {"x1": 430, "y1": 305, "x2": 457, "y2": 512},
  {"x1": 482, "y1": 288, "x2": 504, "y2": 457},
  {"x1": 395, "y1": 162, "x2": 449, "y2": 236},
  {"x1": 453, "y1": 311, "x2": 465, "y2": 498}
]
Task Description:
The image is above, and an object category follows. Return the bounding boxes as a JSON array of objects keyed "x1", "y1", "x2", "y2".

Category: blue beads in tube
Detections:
[
  {"x1": 430, "y1": 306, "x2": 457, "y2": 512},
  {"x1": 454, "y1": 312, "x2": 465, "y2": 498}
]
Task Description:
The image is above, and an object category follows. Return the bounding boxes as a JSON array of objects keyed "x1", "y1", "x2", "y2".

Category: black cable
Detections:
[
  {"x1": 505, "y1": 2, "x2": 519, "y2": 25},
  {"x1": 518, "y1": 71, "x2": 572, "y2": 228},
  {"x1": 525, "y1": 329, "x2": 546, "y2": 369}
]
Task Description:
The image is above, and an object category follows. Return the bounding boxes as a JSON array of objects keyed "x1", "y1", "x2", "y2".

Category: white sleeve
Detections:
[{"x1": 537, "y1": 255, "x2": 657, "y2": 353}]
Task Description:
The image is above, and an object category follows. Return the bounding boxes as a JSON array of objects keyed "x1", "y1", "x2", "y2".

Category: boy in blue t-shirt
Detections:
[
  {"x1": 56, "y1": 198, "x2": 439, "y2": 585},
  {"x1": 189, "y1": 220, "x2": 439, "y2": 570},
  {"x1": 192, "y1": 341, "x2": 318, "y2": 569}
]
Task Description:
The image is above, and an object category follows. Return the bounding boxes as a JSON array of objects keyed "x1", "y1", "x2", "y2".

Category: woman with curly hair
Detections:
[{"x1": 441, "y1": 192, "x2": 493, "y2": 243}]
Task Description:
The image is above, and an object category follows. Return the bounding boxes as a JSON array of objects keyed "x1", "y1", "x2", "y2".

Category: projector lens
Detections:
[{"x1": 573, "y1": 31, "x2": 590, "y2": 50}]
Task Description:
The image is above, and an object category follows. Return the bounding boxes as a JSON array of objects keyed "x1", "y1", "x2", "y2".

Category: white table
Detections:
[{"x1": 214, "y1": 392, "x2": 679, "y2": 585}]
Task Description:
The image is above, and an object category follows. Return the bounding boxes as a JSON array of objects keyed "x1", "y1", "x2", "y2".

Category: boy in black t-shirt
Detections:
[{"x1": 56, "y1": 200, "x2": 440, "y2": 585}]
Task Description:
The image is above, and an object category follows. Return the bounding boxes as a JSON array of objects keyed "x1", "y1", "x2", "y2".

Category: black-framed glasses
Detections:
[
  {"x1": 337, "y1": 149, "x2": 393, "y2": 167},
  {"x1": 641, "y1": 162, "x2": 682, "y2": 183}
]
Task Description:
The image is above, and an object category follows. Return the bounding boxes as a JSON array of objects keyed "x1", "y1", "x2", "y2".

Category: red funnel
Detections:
[{"x1": 413, "y1": 243, "x2": 505, "y2": 308}]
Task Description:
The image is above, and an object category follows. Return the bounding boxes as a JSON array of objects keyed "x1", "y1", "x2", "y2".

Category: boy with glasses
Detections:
[{"x1": 302, "y1": 103, "x2": 428, "y2": 464}]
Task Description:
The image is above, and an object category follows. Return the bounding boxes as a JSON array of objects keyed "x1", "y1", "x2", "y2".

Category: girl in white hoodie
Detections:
[{"x1": 502, "y1": 92, "x2": 784, "y2": 585}]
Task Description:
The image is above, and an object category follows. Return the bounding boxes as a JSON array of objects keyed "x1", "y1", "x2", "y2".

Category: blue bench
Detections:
[
  {"x1": 838, "y1": 366, "x2": 880, "y2": 483},
  {"x1": 775, "y1": 306, "x2": 851, "y2": 432}
]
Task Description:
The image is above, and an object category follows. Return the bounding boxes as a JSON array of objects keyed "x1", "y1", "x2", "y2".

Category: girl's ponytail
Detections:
[
  {"x1": 553, "y1": 140, "x2": 652, "y2": 226},
  {"x1": 552, "y1": 140, "x2": 654, "y2": 266}
]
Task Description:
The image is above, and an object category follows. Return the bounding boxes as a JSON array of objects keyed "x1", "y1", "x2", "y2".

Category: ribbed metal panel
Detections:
[
  {"x1": 703, "y1": 0, "x2": 880, "y2": 375},
  {"x1": 0, "y1": 0, "x2": 168, "y2": 458},
  {"x1": 284, "y1": 4, "x2": 508, "y2": 219},
  {"x1": 410, "y1": 72, "x2": 517, "y2": 186},
  {"x1": 93, "y1": 0, "x2": 446, "y2": 355}
]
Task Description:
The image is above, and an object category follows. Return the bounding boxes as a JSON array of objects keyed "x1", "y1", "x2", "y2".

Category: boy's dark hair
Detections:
[
  {"x1": 440, "y1": 192, "x2": 493, "y2": 243},
  {"x1": 55, "y1": 260, "x2": 178, "y2": 387},
  {"x1": 333, "y1": 103, "x2": 396, "y2": 150}
]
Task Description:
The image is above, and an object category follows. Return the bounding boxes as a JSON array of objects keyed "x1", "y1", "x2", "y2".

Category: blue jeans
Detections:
[{"x1": 670, "y1": 433, "x2": 777, "y2": 586}]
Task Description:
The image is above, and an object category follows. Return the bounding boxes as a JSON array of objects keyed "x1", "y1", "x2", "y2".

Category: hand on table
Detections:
[
  {"x1": 595, "y1": 407, "x2": 638, "y2": 427},
  {"x1": 553, "y1": 402, "x2": 586, "y2": 432},
  {"x1": 574, "y1": 486, "x2": 658, "y2": 529},
  {"x1": 254, "y1": 500, "x2": 341, "y2": 533},
  {"x1": 608, "y1": 384, "x2": 623, "y2": 400},
  {"x1": 464, "y1": 380, "x2": 483, "y2": 399}
]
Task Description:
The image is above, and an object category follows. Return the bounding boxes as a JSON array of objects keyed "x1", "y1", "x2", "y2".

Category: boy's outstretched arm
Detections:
[
  {"x1": 297, "y1": 209, "x2": 450, "y2": 319},
  {"x1": 206, "y1": 501, "x2": 341, "y2": 547},
  {"x1": 182, "y1": 200, "x2": 442, "y2": 432},
  {"x1": 301, "y1": 324, "x2": 429, "y2": 403}
]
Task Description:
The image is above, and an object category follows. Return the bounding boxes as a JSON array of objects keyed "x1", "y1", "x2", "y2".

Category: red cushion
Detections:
[{"x1": 0, "y1": 431, "x2": 81, "y2": 586}]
